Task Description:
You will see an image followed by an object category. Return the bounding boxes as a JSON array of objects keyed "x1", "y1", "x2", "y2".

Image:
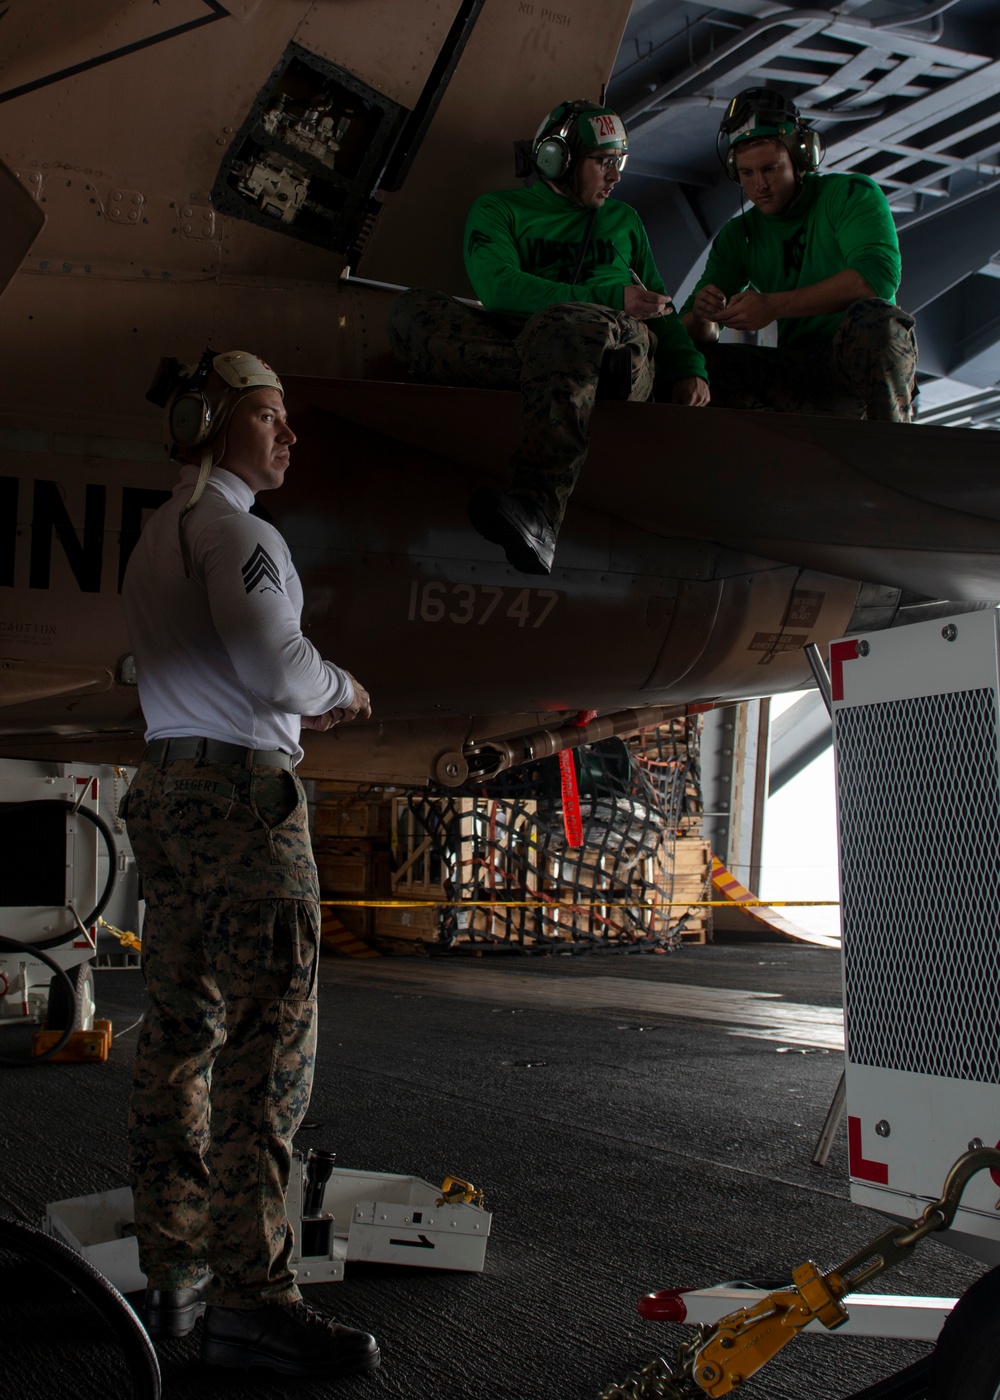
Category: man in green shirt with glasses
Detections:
[{"x1": 388, "y1": 99, "x2": 709, "y2": 575}]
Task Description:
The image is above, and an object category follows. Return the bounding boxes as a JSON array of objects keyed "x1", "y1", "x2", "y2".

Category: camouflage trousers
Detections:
[
  {"x1": 704, "y1": 298, "x2": 917, "y2": 422},
  {"x1": 124, "y1": 754, "x2": 319, "y2": 1307},
  {"x1": 387, "y1": 287, "x2": 655, "y2": 528}
]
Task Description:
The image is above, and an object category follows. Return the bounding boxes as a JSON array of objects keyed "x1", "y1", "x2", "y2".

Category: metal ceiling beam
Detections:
[
  {"x1": 768, "y1": 692, "x2": 832, "y2": 795},
  {"x1": 916, "y1": 385, "x2": 1000, "y2": 426},
  {"x1": 624, "y1": 157, "x2": 715, "y2": 185},
  {"x1": 897, "y1": 179, "x2": 1000, "y2": 310},
  {"x1": 823, "y1": 19, "x2": 985, "y2": 67},
  {"x1": 621, "y1": 10, "x2": 833, "y2": 131},
  {"x1": 826, "y1": 57, "x2": 1000, "y2": 170},
  {"x1": 627, "y1": 9, "x2": 987, "y2": 140},
  {"x1": 944, "y1": 292, "x2": 1000, "y2": 387},
  {"x1": 701, "y1": 702, "x2": 771, "y2": 895}
]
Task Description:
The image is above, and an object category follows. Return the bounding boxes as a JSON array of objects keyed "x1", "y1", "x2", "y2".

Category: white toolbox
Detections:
[{"x1": 46, "y1": 1163, "x2": 492, "y2": 1292}]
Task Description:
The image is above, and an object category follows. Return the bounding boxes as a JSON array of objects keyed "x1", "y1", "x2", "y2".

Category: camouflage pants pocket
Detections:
[
  {"x1": 247, "y1": 767, "x2": 312, "y2": 855},
  {"x1": 224, "y1": 865, "x2": 320, "y2": 1003},
  {"x1": 830, "y1": 298, "x2": 918, "y2": 423}
]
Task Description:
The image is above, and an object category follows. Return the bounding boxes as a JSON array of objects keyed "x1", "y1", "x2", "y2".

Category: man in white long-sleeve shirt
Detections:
[{"x1": 121, "y1": 350, "x2": 379, "y2": 1381}]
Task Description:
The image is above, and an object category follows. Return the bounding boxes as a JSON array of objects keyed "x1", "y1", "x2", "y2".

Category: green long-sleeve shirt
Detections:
[
  {"x1": 464, "y1": 181, "x2": 707, "y2": 385},
  {"x1": 680, "y1": 172, "x2": 901, "y2": 353}
]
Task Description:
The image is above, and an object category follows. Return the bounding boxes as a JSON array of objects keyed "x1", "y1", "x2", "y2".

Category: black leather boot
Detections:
[
  {"x1": 468, "y1": 486, "x2": 556, "y2": 574},
  {"x1": 143, "y1": 1274, "x2": 210, "y2": 1338},
  {"x1": 201, "y1": 1300, "x2": 380, "y2": 1377}
]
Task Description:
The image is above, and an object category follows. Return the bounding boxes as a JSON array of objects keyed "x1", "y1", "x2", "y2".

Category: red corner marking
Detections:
[
  {"x1": 848, "y1": 1115, "x2": 889, "y2": 1185},
  {"x1": 829, "y1": 639, "x2": 860, "y2": 703}
]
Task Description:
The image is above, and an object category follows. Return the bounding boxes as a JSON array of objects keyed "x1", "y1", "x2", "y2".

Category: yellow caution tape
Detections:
[{"x1": 320, "y1": 899, "x2": 839, "y2": 910}]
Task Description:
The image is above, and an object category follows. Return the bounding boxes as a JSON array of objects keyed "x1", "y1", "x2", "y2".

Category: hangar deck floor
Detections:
[{"x1": 0, "y1": 944, "x2": 984, "y2": 1400}]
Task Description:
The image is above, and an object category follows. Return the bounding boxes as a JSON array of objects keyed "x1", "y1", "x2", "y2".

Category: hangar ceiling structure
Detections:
[{"x1": 607, "y1": 0, "x2": 1000, "y2": 426}]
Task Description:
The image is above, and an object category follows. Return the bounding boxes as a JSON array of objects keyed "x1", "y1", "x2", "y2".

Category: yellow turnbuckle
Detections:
[
  {"x1": 686, "y1": 1146, "x2": 1000, "y2": 1395},
  {"x1": 97, "y1": 916, "x2": 142, "y2": 953},
  {"x1": 691, "y1": 1262, "x2": 848, "y2": 1395},
  {"x1": 437, "y1": 1176, "x2": 485, "y2": 1209}
]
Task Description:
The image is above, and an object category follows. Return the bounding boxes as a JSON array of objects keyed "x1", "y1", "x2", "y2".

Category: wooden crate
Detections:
[
  {"x1": 316, "y1": 836, "x2": 374, "y2": 856},
  {"x1": 316, "y1": 853, "x2": 369, "y2": 895},
  {"x1": 313, "y1": 798, "x2": 390, "y2": 840},
  {"x1": 316, "y1": 845, "x2": 390, "y2": 898},
  {"x1": 454, "y1": 902, "x2": 542, "y2": 942},
  {"x1": 669, "y1": 840, "x2": 711, "y2": 897},
  {"x1": 390, "y1": 797, "x2": 450, "y2": 900},
  {"x1": 655, "y1": 837, "x2": 712, "y2": 943},
  {"x1": 390, "y1": 797, "x2": 540, "y2": 904},
  {"x1": 373, "y1": 904, "x2": 442, "y2": 945}
]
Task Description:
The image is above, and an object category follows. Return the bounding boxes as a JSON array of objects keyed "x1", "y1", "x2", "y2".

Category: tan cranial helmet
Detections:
[
  {"x1": 148, "y1": 348, "x2": 286, "y2": 573},
  {"x1": 151, "y1": 348, "x2": 283, "y2": 457},
  {"x1": 212, "y1": 349, "x2": 283, "y2": 397}
]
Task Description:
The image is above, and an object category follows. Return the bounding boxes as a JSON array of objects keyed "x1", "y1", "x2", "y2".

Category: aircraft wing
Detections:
[{"x1": 286, "y1": 377, "x2": 1000, "y2": 602}]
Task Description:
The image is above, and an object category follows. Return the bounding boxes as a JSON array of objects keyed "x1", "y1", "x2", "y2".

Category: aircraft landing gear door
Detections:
[
  {"x1": 209, "y1": 0, "x2": 489, "y2": 271},
  {"x1": 831, "y1": 609, "x2": 1000, "y2": 1266}
]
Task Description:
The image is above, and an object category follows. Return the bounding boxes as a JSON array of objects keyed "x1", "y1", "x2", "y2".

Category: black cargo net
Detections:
[{"x1": 389, "y1": 723, "x2": 706, "y2": 952}]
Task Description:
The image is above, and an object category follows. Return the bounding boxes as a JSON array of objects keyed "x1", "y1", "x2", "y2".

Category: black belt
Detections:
[{"x1": 144, "y1": 737, "x2": 295, "y2": 771}]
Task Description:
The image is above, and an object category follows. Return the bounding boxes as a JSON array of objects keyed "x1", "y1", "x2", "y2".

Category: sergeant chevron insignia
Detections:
[{"x1": 241, "y1": 543, "x2": 282, "y2": 594}]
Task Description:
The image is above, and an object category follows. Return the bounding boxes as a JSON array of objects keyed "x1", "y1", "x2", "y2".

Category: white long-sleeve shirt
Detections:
[{"x1": 123, "y1": 466, "x2": 354, "y2": 762}]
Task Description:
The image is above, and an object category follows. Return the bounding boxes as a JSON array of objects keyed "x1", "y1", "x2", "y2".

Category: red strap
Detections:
[
  {"x1": 559, "y1": 750, "x2": 584, "y2": 848},
  {"x1": 559, "y1": 710, "x2": 599, "y2": 849}
]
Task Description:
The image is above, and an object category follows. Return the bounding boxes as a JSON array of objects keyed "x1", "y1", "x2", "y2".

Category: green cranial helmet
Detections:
[
  {"x1": 719, "y1": 87, "x2": 824, "y2": 181},
  {"x1": 531, "y1": 100, "x2": 628, "y2": 185}
]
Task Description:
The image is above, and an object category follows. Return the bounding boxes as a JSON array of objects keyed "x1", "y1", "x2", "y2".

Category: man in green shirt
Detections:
[
  {"x1": 680, "y1": 87, "x2": 917, "y2": 423},
  {"x1": 388, "y1": 100, "x2": 709, "y2": 574}
]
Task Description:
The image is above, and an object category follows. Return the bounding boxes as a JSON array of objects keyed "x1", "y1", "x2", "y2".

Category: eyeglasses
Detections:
[{"x1": 588, "y1": 153, "x2": 627, "y2": 172}]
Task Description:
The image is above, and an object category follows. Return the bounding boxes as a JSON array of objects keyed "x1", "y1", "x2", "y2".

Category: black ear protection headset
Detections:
[
  {"x1": 719, "y1": 88, "x2": 824, "y2": 181},
  {"x1": 533, "y1": 100, "x2": 595, "y2": 182},
  {"x1": 167, "y1": 350, "x2": 218, "y2": 448},
  {"x1": 147, "y1": 349, "x2": 218, "y2": 450}
]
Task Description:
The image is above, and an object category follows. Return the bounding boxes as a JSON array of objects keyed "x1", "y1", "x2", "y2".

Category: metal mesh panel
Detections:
[{"x1": 836, "y1": 687, "x2": 1000, "y2": 1083}]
